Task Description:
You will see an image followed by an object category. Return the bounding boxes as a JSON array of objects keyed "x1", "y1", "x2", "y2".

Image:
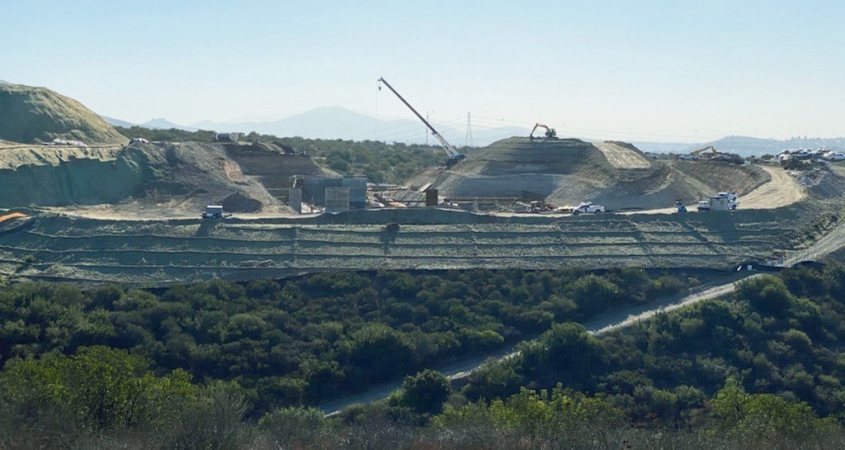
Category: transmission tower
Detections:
[{"x1": 465, "y1": 112, "x2": 474, "y2": 147}]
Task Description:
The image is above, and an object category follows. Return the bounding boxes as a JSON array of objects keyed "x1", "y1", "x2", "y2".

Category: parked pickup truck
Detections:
[{"x1": 572, "y1": 202, "x2": 605, "y2": 215}]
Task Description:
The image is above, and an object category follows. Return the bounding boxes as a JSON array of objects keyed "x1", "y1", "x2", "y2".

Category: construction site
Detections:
[{"x1": 0, "y1": 80, "x2": 844, "y2": 286}]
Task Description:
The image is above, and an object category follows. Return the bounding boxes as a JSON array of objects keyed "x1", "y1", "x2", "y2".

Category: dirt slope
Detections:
[
  {"x1": 0, "y1": 204, "x2": 822, "y2": 286},
  {"x1": 419, "y1": 137, "x2": 769, "y2": 210},
  {"x1": 0, "y1": 83, "x2": 125, "y2": 144},
  {"x1": 0, "y1": 141, "x2": 338, "y2": 215}
]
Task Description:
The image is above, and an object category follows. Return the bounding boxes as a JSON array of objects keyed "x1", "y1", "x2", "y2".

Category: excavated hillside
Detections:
[
  {"x1": 0, "y1": 83, "x2": 126, "y2": 144},
  {"x1": 0, "y1": 141, "x2": 336, "y2": 216},
  {"x1": 418, "y1": 137, "x2": 769, "y2": 210}
]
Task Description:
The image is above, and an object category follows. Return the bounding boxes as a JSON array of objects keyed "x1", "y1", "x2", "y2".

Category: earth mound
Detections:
[
  {"x1": 418, "y1": 137, "x2": 769, "y2": 210},
  {"x1": 0, "y1": 140, "x2": 339, "y2": 215},
  {"x1": 0, "y1": 83, "x2": 126, "y2": 144}
]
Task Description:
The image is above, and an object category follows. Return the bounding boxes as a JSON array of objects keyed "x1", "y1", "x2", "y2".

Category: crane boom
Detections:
[{"x1": 377, "y1": 77, "x2": 465, "y2": 166}]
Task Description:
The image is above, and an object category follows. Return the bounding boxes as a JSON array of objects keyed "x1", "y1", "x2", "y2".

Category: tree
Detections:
[
  {"x1": 541, "y1": 322, "x2": 604, "y2": 376},
  {"x1": 712, "y1": 379, "x2": 833, "y2": 441},
  {"x1": 398, "y1": 369, "x2": 451, "y2": 415},
  {"x1": 735, "y1": 275, "x2": 796, "y2": 316},
  {"x1": 346, "y1": 324, "x2": 414, "y2": 382},
  {"x1": 0, "y1": 346, "x2": 196, "y2": 431}
]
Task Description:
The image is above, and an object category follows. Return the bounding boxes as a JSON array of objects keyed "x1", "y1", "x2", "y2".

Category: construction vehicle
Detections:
[
  {"x1": 529, "y1": 123, "x2": 557, "y2": 140},
  {"x1": 697, "y1": 192, "x2": 738, "y2": 212},
  {"x1": 571, "y1": 201, "x2": 605, "y2": 215},
  {"x1": 676, "y1": 199, "x2": 687, "y2": 213},
  {"x1": 529, "y1": 200, "x2": 554, "y2": 213},
  {"x1": 688, "y1": 146, "x2": 722, "y2": 159},
  {"x1": 201, "y1": 205, "x2": 228, "y2": 219},
  {"x1": 377, "y1": 77, "x2": 466, "y2": 168}
]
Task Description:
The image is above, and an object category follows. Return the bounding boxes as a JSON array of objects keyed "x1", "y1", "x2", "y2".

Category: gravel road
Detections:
[{"x1": 320, "y1": 272, "x2": 757, "y2": 416}]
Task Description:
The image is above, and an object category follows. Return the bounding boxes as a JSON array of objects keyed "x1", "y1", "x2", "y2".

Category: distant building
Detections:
[{"x1": 215, "y1": 133, "x2": 240, "y2": 142}]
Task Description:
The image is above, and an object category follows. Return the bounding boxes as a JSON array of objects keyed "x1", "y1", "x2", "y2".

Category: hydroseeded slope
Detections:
[
  {"x1": 426, "y1": 137, "x2": 769, "y2": 210},
  {"x1": 0, "y1": 83, "x2": 126, "y2": 144}
]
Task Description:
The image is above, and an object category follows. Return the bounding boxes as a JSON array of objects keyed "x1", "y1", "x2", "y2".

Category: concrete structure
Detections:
[
  {"x1": 325, "y1": 187, "x2": 350, "y2": 213},
  {"x1": 709, "y1": 195, "x2": 732, "y2": 211},
  {"x1": 288, "y1": 187, "x2": 302, "y2": 214},
  {"x1": 426, "y1": 189, "x2": 439, "y2": 207},
  {"x1": 303, "y1": 177, "x2": 367, "y2": 209}
]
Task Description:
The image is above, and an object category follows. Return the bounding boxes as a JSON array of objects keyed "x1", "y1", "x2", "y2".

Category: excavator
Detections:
[
  {"x1": 529, "y1": 123, "x2": 557, "y2": 140},
  {"x1": 689, "y1": 146, "x2": 722, "y2": 159},
  {"x1": 377, "y1": 77, "x2": 466, "y2": 168}
]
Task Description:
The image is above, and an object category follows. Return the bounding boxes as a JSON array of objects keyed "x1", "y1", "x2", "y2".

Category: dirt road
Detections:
[
  {"x1": 320, "y1": 272, "x2": 756, "y2": 416},
  {"x1": 739, "y1": 165, "x2": 806, "y2": 209}
]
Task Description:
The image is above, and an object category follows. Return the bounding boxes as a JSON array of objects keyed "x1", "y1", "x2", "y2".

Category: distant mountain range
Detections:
[
  {"x1": 101, "y1": 107, "x2": 845, "y2": 154},
  {"x1": 102, "y1": 116, "x2": 198, "y2": 132},
  {"x1": 687, "y1": 136, "x2": 845, "y2": 156},
  {"x1": 100, "y1": 116, "x2": 135, "y2": 128},
  {"x1": 189, "y1": 106, "x2": 526, "y2": 147},
  {"x1": 633, "y1": 136, "x2": 845, "y2": 156}
]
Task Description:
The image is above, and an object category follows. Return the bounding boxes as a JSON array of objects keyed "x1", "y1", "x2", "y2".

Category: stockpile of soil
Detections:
[
  {"x1": 221, "y1": 192, "x2": 262, "y2": 213},
  {"x1": 0, "y1": 83, "x2": 126, "y2": 144},
  {"x1": 420, "y1": 137, "x2": 769, "y2": 210},
  {"x1": 0, "y1": 141, "x2": 303, "y2": 215}
]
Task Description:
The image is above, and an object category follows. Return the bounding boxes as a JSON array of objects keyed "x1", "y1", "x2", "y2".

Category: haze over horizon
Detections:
[{"x1": 2, "y1": 0, "x2": 843, "y2": 143}]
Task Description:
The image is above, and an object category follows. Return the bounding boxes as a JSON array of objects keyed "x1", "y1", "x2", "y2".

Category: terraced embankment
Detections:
[
  {"x1": 414, "y1": 137, "x2": 769, "y2": 210},
  {"x1": 0, "y1": 206, "x2": 825, "y2": 285}
]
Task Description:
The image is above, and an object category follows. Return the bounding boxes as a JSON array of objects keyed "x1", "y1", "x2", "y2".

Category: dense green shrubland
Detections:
[{"x1": 3, "y1": 265, "x2": 845, "y2": 448}]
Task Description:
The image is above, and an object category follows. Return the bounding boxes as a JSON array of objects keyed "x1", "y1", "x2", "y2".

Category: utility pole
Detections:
[
  {"x1": 465, "y1": 112, "x2": 474, "y2": 147},
  {"x1": 426, "y1": 112, "x2": 430, "y2": 146}
]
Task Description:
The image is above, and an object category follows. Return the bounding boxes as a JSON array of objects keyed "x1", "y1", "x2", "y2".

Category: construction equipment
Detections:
[
  {"x1": 676, "y1": 199, "x2": 687, "y2": 213},
  {"x1": 201, "y1": 205, "x2": 228, "y2": 219},
  {"x1": 377, "y1": 77, "x2": 466, "y2": 168},
  {"x1": 530, "y1": 123, "x2": 557, "y2": 140},
  {"x1": 689, "y1": 146, "x2": 722, "y2": 159},
  {"x1": 697, "y1": 192, "x2": 738, "y2": 212}
]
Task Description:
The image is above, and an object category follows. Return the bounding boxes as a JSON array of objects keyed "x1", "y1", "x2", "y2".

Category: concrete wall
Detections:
[
  {"x1": 325, "y1": 187, "x2": 350, "y2": 213},
  {"x1": 288, "y1": 188, "x2": 302, "y2": 214},
  {"x1": 304, "y1": 177, "x2": 367, "y2": 208}
]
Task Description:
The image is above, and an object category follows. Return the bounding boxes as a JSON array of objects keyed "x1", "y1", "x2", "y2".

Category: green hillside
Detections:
[{"x1": 0, "y1": 83, "x2": 125, "y2": 144}]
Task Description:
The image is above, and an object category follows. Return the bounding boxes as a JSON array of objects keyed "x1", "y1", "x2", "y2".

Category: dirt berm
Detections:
[
  {"x1": 414, "y1": 137, "x2": 768, "y2": 210},
  {"x1": 0, "y1": 141, "x2": 335, "y2": 215}
]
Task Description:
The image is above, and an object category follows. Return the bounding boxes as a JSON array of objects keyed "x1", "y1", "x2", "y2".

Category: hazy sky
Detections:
[{"x1": 2, "y1": 0, "x2": 843, "y2": 142}]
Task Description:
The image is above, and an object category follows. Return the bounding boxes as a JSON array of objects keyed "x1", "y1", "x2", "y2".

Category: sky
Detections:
[{"x1": 2, "y1": 0, "x2": 844, "y2": 143}]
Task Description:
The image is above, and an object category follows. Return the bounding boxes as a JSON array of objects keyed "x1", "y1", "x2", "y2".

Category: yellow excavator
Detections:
[
  {"x1": 530, "y1": 123, "x2": 557, "y2": 140},
  {"x1": 689, "y1": 146, "x2": 722, "y2": 158}
]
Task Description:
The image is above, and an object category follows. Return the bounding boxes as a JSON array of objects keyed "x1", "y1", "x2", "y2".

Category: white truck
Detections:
[
  {"x1": 697, "y1": 192, "x2": 738, "y2": 212},
  {"x1": 201, "y1": 205, "x2": 227, "y2": 219},
  {"x1": 572, "y1": 201, "x2": 605, "y2": 215}
]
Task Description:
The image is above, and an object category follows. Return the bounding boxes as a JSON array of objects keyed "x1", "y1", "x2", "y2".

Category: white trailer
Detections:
[{"x1": 201, "y1": 205, "x2": 224, "y2": 219}]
